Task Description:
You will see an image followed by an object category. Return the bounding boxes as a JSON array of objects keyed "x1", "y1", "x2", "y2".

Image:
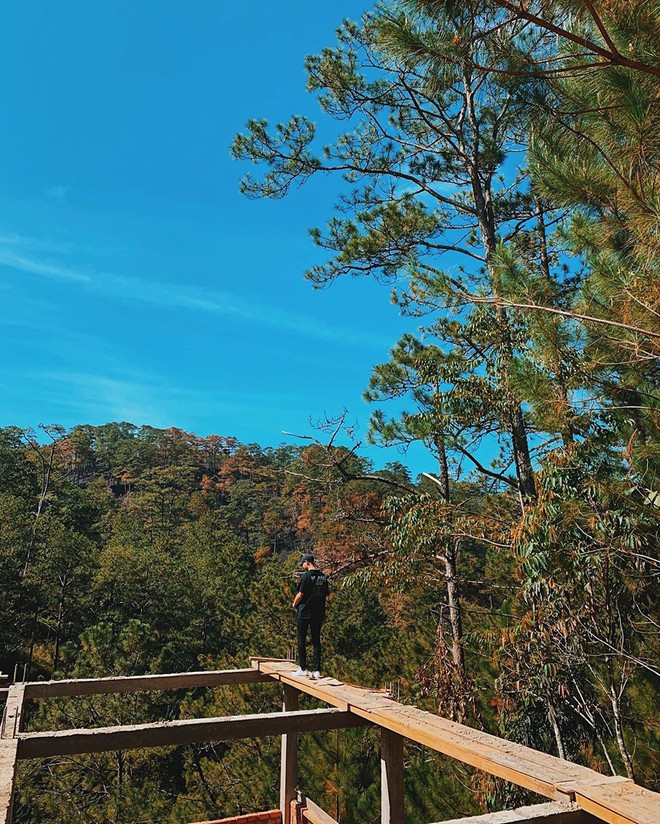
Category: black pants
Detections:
[{"x1": 297, "y1": 614, "x2": 323, "y2": 672}]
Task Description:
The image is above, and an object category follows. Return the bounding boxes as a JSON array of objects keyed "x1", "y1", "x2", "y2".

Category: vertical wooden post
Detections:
[
  {"x1": 280, "y1": 684, "x2": 299, "y2": 824},
  {"x1": 290, "y1": 798, "x2": 302, "y2": 824},
  {"x1": 381, "y1": 728, "x2": 404, "y2": 824},
  {"x1": 0, "y1": 684, "x2": 26, "y2": 824}
]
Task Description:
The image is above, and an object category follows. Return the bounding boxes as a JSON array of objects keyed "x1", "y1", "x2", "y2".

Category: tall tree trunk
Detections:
[
  {"x1": 433, "y1": 429, "x2": 450, "y2": 503},
  {"x1": 464, "y1": 78, "x2": 536, "y2": 505},
  {"x1": 23, "y1": 433, "x2": 61, "y2": 575},
  {"x1": 569, "y1": 679, "x2": 618, "y2": 775},
  {"x1": 53, "y1": 581, "x2": 67, "y2": 673},
  {"x1": 535, "y1": 198, "x2": 575, "y2": 447},
  {"x1": 597, "y1": 730, "x2": 617, "y2": 776},
  {"x1": 511, "y1": 405, "x2": 537, "y2": 504},
  {"x1": 116, "y1": 749, "x2": 125, "y2": 789},
  {"x1": 548, "y1": 704, "x2": 566, "y2": 760},
  {"x1": 433, "y1": 429, "x2": 466, "y2": 679},
  {"x1": 609, "y1": 680, "x2": 635, "y2": 780},
  {"x1": 193, "y1": 749, "x2": 218, "y2": 809},
  {"x1": 26, "y1": 598, "x2": 40, "y2": 678},
  {"x1": 443, "y1": 546, "x2": 465, "y2": 679}
]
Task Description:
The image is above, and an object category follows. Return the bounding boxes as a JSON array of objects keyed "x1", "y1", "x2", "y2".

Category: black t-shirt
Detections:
[{"x1": 297, "y1": 569, "x2": 327, "y2": 621}]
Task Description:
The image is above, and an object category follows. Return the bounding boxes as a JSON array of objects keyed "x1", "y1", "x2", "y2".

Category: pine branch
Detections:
[{"x1": 490, "y1": 0, "x2": 660, "y2": 78}]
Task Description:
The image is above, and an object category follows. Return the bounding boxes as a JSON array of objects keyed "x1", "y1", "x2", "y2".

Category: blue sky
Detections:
[{"x1": 0, "y1": 1, "x2": 434, "y2": 473}]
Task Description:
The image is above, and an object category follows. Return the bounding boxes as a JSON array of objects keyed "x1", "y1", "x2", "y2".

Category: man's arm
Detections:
[{"x1": 293, "y1": 571, "x2": 310, "y2": 610}]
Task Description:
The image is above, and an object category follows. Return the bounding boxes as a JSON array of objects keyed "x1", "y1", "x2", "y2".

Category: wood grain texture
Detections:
[
  {"x1": 23, "y1": 668, "x2": 270, "y2": 699},
  {"x1": 296, "y1": 792, "x2": 339, "y2": 824},
  {"x1": 430, "y1": 801, "x2": 598, "y2": 824},
  {"x1": 381, "y1": 729, "x2": 404, "y2": 824},
  {"x1": 251, "y1": 658, "x2": 660, "y2": 824},
  {"x1": 0, "y1": 685, "x2": 25, "y2": 824},
  {"x1": 17, "y1": 708, "x2": 369, "y2": 759},
  {"x1": 280, "y1": 686, "x2": 299, "y2": 824}
]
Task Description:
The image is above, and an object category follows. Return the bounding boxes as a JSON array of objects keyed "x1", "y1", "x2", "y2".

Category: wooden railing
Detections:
[{"x1": 1, "y1": 660, "x2": 657, "y2": 824}]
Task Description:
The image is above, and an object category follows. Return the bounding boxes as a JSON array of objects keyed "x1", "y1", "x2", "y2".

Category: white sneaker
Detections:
[
  {"x1": 292, "y1": 668, "x2": 308, "y2": 677},
  {"x1": 312, "y1": 671, "x2": 321, "y2": 679}
]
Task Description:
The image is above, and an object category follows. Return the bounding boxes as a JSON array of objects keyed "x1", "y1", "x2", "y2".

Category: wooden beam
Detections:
[
  {"x1": 569, "y1": 781, "x2": 660, "y2": 824},
  {"x1": 280, "y1": 685, "x2": 299, "y2": 824},
  {"x1": 252, "y1": 660, "x2": 660, "y2": 824},
  {"x1": 0, "y1": 685, "x2": 25, "y2": 824},
  {"x1": 430, "y1": 801, "x2": 598, "y2": 824},
  {"x1": 0, "y1": 741, "x2": 18, "y2": 824},
  {"x1": 23, "y1": 668, "x2": 270, "y2": 699},
  {"x1": 381, "y1": 729, "x2": 404, "y2": 824},
  {"x1": 1, "y1": 686, "x2": 25, "y2": 740},
  {"x1": 296, "y1": 792, "x2": 339, "y2": 824},
  {"x1": 17, "y1": 708, "x2": 370, "y2": 759}
]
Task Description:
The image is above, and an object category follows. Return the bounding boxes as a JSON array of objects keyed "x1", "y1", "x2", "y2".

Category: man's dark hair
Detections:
[{"x1": 301, "y1": 553, "x2": 315, "y2": 564}]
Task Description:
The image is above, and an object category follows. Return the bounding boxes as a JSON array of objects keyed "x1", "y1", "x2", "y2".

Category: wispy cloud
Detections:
[
  {"x1": 0, "y1": 232, "x2": 74, "y2": 254},
  {"x1": 0, "y1": 236, "x2": 391, "y2": 350},
  {"x1": 32, "y1": 372, "x2": 163, "y2": 425},
  {"x1": 0, "y1": 248, "x2": 90, "y2": 283},
  {"x1": 17, "y1": 369, "x2": 313, "y2": 430}
]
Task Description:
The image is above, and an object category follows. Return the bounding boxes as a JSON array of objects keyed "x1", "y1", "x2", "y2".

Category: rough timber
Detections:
[
  {"x1": 1, "y1": 660, "x2": 658, "y2": 824},
  {"x1": 250, "y1": 658, "x2": 660, "y2": 824}
]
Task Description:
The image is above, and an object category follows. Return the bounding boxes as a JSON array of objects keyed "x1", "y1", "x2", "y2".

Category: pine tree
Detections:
[{"x1": 231, "y1": 2, "x2": 562, "y2": 506}]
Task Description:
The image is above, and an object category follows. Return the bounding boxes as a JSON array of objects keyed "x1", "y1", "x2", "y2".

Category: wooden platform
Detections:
[
  {"x1": 1, "y1": 661, "x2": 658, "y2": 824},
  {"x1": 250, "y1": 658, "x2": 660, "y2": 824}
]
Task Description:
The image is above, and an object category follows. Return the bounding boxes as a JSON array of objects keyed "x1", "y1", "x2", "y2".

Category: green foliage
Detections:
[
  {"x1": 231, "y1": 0, "x2": 659, "y2": 801},
  {"x1": 2, "y1": 0, "x2": 659, "y2": 819}
]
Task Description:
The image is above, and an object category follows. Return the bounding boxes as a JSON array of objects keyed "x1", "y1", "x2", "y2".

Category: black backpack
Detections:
[{"x1": 310, "y1": 570, "x2": 329, "y2": 597}]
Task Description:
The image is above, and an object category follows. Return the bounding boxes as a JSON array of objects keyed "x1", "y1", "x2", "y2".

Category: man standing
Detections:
[{"x1": 292, "y1": 554, "x2": 328, "y2": 679}]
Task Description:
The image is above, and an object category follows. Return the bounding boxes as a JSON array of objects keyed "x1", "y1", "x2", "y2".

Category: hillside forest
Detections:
[{"x1": 2, "y1": 1, "x2": 659, "y2": 822}]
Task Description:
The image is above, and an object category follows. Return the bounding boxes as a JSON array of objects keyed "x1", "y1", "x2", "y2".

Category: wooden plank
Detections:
[
  {"x1": 1, "y1": 686, "x2": 25, "y2": 740},
  {"x1": 0, "y1": 685, "x2": 25, "y2": 824},
  {"x1": 296, "y1": 792, "x2": 339, "y2": 824},
  {"x1": 253, "y1": 661, "x2": 391, "y2": 706},
  {"x1": 291, "y1": 799, "x2": 303, "y2": 824},
  {"x1": 265, "y1": 665, "x2": 575, "y2": 802},
  {"x1": 0, "y1": 741, "x2": 18, "y2": 824},
  {"x1": 250, "y1": 657, "x2": 296, "y2": 665},
  {"x1": 23, "y1": 668, "x2": 270, "y2": 699},
  {"x1": 253, "y1": 660, "x2": 660, "y2": 824},
  {"x1": 280, "y1": 686, "x2": 299, "y2": 824},
  {"x1": 571, "y1": 781, "x2": 660, "y2": 824},
  {"x1": 381, "y1": 706, "x2": 592, "y2": 784},
  {"x1": 364, "y1": 706, "x2": 576, "y2": 801},
  {"x1": 258, "y1": 662, "x2": 565, "y2": 797},
  {"x1": 381, "y1": 729, "x2": 404, "y2": 824},
  {"x1": 274, "y1": 676, "x2": 349, "y2": 712},
  {"x1": 430, "y1": 801, "x2": 598, "y2": 824},
  {"x1": 17, "y1": 708, "x2": 370, "y2": 759}
]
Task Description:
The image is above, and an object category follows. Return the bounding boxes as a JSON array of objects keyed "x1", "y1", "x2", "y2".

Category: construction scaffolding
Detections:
[{"x1": 1, "y1": 658, "x2": 657, "y2": 824}]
